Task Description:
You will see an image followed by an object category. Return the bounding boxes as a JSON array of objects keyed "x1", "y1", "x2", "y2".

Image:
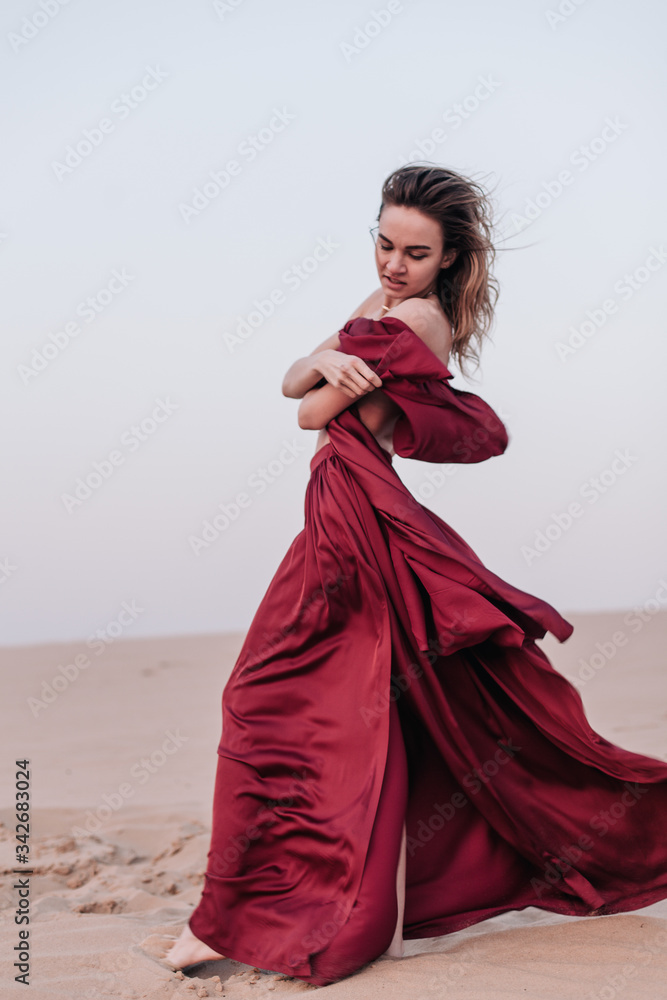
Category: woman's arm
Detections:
[
  {"x1": 281, "y1": 331, "x2": 341, "y2": 399},
  {"x1": 281, "y1": 288, "x2": 384, "y2": 399},
  {"x1": 298, "y1": 378, "x2": 378, "y2": 430}
]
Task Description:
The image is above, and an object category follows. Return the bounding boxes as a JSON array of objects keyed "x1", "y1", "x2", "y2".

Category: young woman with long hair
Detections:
[{"x1": 164, "y1": 164, "x2": 667, "y2": 987}]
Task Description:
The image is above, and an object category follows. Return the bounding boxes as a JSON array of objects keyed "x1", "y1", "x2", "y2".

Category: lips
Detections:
[{"x1": 384, "y1": 275, "x2": 405, "y2": 284}]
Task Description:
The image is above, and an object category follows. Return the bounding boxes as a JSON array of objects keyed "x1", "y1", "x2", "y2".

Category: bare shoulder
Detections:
[
  {"x1": 384, "y1": 297, "x2": 453, "y2": 366},
  {"x1": 346, "y1": 287, "x2": 384, "y2": 321},
  {"x1": 305, "y1": 288, "x2": 383, "y2": 356}
]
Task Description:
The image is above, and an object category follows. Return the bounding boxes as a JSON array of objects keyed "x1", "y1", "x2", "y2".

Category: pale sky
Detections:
[{"x1": 2, "y1": 0, "x2": 667, "y2": 646}]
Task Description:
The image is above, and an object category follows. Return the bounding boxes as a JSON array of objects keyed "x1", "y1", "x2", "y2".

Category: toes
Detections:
[{"x1": 138, "y1": 932, "x2": 179, "y2": 959}]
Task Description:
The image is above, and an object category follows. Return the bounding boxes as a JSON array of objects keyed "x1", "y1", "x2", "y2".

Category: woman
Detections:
[{"x1": 165, "y1": 165, "x2": 667, "y2": 986}]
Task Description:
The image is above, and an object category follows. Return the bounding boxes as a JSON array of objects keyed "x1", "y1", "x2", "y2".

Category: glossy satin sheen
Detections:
[{"x1": 189, "y1": 317, "x2": 667, "y2": 986}]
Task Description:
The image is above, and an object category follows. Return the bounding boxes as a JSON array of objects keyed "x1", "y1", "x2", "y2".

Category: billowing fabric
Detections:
[
  {"x1": 189, "y1": 316, "x2": 667, "y2": 986},
  {"x1": 337, "y1": 315, "x2": 509, "y2": 464}
]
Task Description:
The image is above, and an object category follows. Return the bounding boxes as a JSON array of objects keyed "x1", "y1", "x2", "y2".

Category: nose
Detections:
[{"x1": 386, "y1": 250, "x2": 407, "y2": 274}]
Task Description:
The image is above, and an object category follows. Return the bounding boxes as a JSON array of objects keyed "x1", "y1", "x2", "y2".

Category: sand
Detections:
[{"x1": 2, "y1": 612, "x2": 667, "y2": 999}]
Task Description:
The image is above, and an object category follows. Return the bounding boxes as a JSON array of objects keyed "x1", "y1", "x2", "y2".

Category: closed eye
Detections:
[{"x1": 379, "y1": 242, "x2": 426, "y2": 260}]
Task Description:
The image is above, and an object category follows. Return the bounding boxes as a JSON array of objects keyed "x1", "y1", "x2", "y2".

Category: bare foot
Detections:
[{"x1": 164, "y1": 923, "x2": 226, "y2": 969}]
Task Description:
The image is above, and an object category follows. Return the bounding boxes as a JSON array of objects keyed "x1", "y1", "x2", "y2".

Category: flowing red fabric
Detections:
[{"x1": 189, "y1": 316, "x2": 667, "y2": 986}]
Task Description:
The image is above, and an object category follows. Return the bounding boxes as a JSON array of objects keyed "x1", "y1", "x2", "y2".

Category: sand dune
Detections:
[{"x1": 2, "y1": 613, "x2": 666, "y2": 998}]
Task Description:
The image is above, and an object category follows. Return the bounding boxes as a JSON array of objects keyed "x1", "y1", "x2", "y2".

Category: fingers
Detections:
[
  {"x1": 345, "y1": 372, "x2": 376, "y2": 394},
  {"x1": 341, "y1": 359, "x2": 382, "y2": 394},
  {"x1": 338, "y1": 375, "x2": 380, "y2": 398},
  {"x1": 317, "y1": 354, "x2": 383, "y2": 396},
  {"x1": 336, "y1": 378, "x2": 372, "y2": 399},
  {"x1": 355, "y1": 369, "x2": 382, "y2": 389},
  {"x1": 354, "y1": 358, "x2": 382, "y2": 388}
]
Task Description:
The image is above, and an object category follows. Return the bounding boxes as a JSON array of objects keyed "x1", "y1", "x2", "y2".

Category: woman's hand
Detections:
[{"x1": 314, "y1": 349, "x2": 383, "y2": 399}]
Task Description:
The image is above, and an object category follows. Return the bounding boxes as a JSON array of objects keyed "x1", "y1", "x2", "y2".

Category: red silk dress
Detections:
[{"x1": 188, "y1": 316, "x2": 667, "y2": 986}]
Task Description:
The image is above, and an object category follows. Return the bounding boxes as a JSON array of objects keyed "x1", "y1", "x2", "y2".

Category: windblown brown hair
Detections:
[{"x1": 376, "y1": 163, "x2": 500, "y2": 379}]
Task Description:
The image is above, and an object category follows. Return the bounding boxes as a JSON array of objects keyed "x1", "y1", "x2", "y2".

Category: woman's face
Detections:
[{"x1": 373, "y1": 204, "x2": 455, "y2": 299}]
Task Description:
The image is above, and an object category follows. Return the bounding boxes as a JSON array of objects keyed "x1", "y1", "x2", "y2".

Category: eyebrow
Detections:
[{"x1": 377, "y1": 231, "x2": 432, "y2": 250}]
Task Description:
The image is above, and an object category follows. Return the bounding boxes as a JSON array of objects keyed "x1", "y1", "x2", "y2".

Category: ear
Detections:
[{"x1": 440, "y1": 250, "x2": 457, "y2": 269}]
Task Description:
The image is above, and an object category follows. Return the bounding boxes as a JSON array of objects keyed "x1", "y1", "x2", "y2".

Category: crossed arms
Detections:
[{"x1": 281, "y1": 296, "x2": 451, "y2": 431}]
